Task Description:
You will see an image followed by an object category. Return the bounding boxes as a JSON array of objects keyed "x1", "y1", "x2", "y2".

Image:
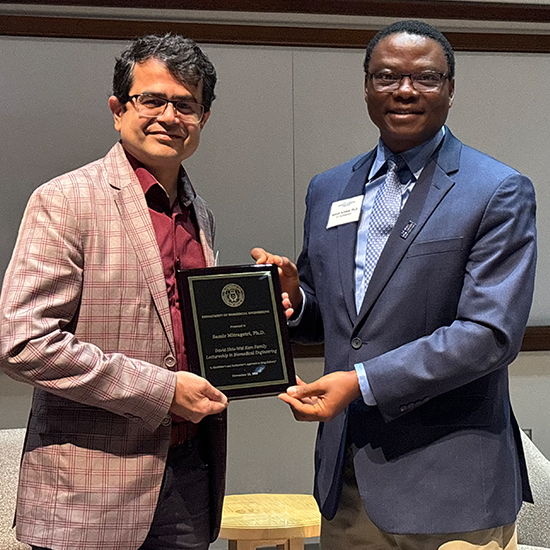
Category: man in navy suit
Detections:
[{"x1": 253, "y1": 20, "x2": 536, "y2": 550}]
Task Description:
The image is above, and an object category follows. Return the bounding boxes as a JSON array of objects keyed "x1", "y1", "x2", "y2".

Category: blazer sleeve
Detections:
[
  {"x1": 0, "y1": 180, "x2": 176, "y2": 431},
  {"x1": 364, "y1": 172, "x2": 537, "y2": 422}
]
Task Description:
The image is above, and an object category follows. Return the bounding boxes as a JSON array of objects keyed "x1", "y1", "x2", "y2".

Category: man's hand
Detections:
[
  {"x1": 278, "y1": 371, "x2": 361, "y2": 422},
  {"x1": 170, "y1": 371, "x2": 228, "y2": 423},
  {"x1": 251, "y1": 247, "x2": 302, "y2": 318}
]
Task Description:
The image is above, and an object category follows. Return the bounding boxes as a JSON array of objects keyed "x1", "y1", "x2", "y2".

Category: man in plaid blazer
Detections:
[{"x1": 0, "y1": 35, "x2": 228, "y2": 550}]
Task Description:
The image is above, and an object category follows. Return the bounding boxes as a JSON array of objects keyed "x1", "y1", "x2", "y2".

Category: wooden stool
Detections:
[{"x1": 219, "y1": 493, "x2": 321, "y2": 550}]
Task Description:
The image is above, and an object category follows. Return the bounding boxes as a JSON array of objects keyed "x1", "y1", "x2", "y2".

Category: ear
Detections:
[
  {"x1": 108, "y1": 96, "x2": 125, "y2": 132},
  {"x1": 364, "y1": 74, "x2": 369, "y2": 102},
  {"x1": 199, "y1": 110, "x2": 211, "y2": 130},
  {"x1": 448, "y1": 79, "x2": 455, "y2": 108}
]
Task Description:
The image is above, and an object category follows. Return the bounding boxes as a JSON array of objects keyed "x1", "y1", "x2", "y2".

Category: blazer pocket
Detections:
[
  {"x1": 407, "y1": 237, "x2": 463, "y2": 258},
  {"x1": 420, "y1": 395, "x2": 493, "y2": 427}
]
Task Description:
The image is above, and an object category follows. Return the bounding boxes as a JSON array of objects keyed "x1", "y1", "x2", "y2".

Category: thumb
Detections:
[
  {"x1": 287, "y1": 381, "x2": 317, "y2": 399},
  {"x1": 251, "y1": 247, "x2": 267, "y2": 263},
  {"x1": 286, "y1": 374, "x2": 309, "y2": 397},
  {"x1": 202, "y1": 383, "x2": 228, "y2": 405}
]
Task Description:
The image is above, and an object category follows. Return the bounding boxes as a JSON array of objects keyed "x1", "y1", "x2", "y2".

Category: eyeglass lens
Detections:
[
  {"x1": 371, "y1": 72, "x2": 445, "y2": 92},
  {"x1": 133, "y1": 94, "x2": 204, "y2": 122}
]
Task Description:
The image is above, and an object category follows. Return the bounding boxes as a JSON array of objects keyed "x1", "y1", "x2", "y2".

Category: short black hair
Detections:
[
  {"x1": 113, "y1": 34, "x2": 217, "y2": 112},
  {"x1": 364, "y1": 20, "x2": 455, "y2": 79}
]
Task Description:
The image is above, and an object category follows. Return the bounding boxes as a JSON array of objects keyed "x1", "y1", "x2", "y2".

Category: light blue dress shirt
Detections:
[{"x1": 354, "y1": 128, "x2": 445, "y2": 405}]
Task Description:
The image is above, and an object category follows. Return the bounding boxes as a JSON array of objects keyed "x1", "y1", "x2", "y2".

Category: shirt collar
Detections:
[
  {"x1": 123, "y1": 146, "x2": 197, "y2": 208},
  {"x1": 369, "y1": 126, "x2": 446, "y2": 182}
]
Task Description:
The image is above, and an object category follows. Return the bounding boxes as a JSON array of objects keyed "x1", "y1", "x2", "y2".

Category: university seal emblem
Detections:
[{"x1": 221, "y1": 283, "x2": 245, "y2": 308}]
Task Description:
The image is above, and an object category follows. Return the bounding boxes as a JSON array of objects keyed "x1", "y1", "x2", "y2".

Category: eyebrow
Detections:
[
  {"x1": 374, "y1": 67, "x2": 444, "y2": 72},
  {"x1": 139, "y1": 91, "x2": 200, "y2": 103}
]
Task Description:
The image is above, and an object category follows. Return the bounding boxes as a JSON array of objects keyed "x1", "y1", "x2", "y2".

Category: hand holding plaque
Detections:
[{"x1": 176, "y1": 264, "x2": 296, "y2": 399}]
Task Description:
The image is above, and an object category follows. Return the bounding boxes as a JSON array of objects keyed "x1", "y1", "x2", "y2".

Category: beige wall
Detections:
[
  {"x1": 0, "y1": 37, "x2": 549, "y2": 515},
  {"x1": 2, "y1": 42, "x2": 550, "y2": 313},
  {"x1": 510, "y1": 352, "x2": 550, "y2": 455}
]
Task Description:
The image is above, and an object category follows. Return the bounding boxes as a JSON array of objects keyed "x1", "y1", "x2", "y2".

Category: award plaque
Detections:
[{"x1": 176, "y1": 264, "x2": 296, "y2": 399}]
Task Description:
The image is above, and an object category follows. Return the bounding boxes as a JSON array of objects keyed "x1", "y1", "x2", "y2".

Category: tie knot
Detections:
[{"x1": 387, "y1": 155, "x2": 405, "y2": 173}]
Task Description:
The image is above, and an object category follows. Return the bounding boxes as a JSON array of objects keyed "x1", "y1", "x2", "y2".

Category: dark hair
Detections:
[
  {"x1": 113, "y1": 34, "x2": 217, "y2": 112},
  {"x1": 364, "y1": 20, "x2": 455, "y2": 79}
]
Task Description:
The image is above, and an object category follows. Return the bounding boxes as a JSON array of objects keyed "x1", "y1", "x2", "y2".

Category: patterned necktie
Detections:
[{"x1": 362, "y1": 155, "x2": 406, "y2": 296}]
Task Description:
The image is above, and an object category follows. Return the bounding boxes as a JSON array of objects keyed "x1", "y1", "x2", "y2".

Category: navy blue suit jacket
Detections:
[{"x1": 291, "y1": 129, "x2": 537, "y2": 534}]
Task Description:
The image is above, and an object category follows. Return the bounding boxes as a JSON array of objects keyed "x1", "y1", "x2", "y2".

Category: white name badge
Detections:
[{"x1": 326, "y1": 195, "x2": 363, "y2": 229}]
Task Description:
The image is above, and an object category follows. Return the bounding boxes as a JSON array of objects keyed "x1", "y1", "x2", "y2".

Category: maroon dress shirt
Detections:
[{"x1": 127, "y1": 152, "x2": 206, "y2": 443}]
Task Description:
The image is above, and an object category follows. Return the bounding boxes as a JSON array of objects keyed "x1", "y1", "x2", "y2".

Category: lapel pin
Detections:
[{"x1": 400, "y1": 220, "x2": 417, "y2": 240}]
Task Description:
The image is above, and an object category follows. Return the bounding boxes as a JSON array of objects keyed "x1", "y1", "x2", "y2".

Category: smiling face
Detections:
[
  {"x1": 365, "y1": 32, "x2": 454, "y2": 153},
  {"x1": 109, "y1": 58, "x2": 210, "y2": 187}
]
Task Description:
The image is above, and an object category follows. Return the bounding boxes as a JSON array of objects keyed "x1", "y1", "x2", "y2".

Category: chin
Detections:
[{"x1": 149, "y1": 144, "x2": 186, "y2": 158}]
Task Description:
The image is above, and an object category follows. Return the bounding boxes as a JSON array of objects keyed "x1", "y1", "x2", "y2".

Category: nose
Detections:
[
  {"x1": 395, "y1": 75, "x2": 418, "y2": 96},
  {"x1": 157, "y1": 101, "x2": 179, "y2": 123}
]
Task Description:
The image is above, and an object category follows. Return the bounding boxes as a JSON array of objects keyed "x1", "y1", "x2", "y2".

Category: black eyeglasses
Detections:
[
  {"x1": 368, "y1": 71, "x2": 449, "y2": 92},
  {"x1": 128, "y1": 93, "x2": 205, "y2": 122}
]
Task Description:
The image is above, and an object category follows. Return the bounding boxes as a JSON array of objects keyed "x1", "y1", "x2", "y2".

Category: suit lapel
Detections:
[
  {"x1": 337, "y1": 151, "x2": 375, "y2": 323},
  {"x1": 108, "y1": 145, "x2": 176, "y2": 354},
  {"x1": 357, "y1": 132, "x2": 461, "y2": 321},
  {"x1": 179, "y1": 167, "x2": 216, "y2": 267},
  {"x1": 194, "y1": 200, "x2": 216, "y2": 267}
]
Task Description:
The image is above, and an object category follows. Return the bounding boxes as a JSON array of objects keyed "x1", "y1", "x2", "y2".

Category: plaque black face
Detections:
[{"x1": 176, "y1": 264, "x2": 296, "y2": 399}]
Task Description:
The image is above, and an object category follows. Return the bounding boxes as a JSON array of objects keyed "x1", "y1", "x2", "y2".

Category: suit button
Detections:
[
  {"x1": 351, "y1": 337, "x2": 362, "y2": 350},
  {"x1": 161, "y1": 416, "x2": 171, "y2": 427},
  {"x1": 400, "y1": 406, "x2": 407, "y2": 413},
  {"x1": 164, "y1": 354, "x2": 176, "y2": 368}
]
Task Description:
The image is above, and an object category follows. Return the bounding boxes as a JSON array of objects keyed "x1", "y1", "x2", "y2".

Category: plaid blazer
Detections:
[{"x1": 0, "y1": 142, "x2": 227, "y2": 550}]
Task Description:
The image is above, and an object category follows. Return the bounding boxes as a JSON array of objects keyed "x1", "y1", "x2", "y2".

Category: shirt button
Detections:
[
  {"x1": 161, "y1": 416, "x2": 171, "y2": 426},
  {"x1": 351, "y1": 337, "x2": 363, "y2": 350},
  {"x1": 164, "y1": 354, "x2": 177, "y2": 368}
]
